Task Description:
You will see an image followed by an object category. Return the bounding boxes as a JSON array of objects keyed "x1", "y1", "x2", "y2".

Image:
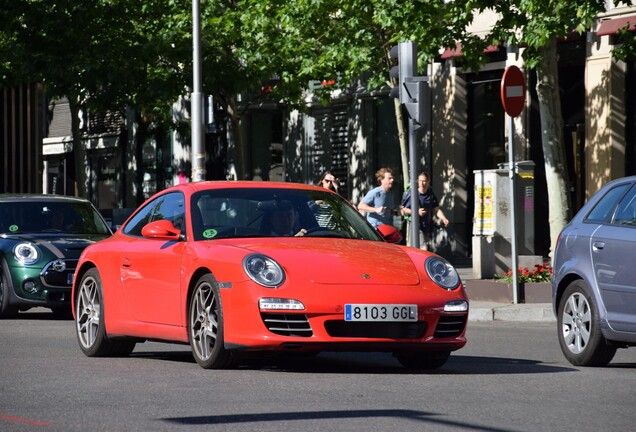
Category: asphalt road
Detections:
[{"x1": 1, "y1": 309, "x2": 635, "y2": 432}]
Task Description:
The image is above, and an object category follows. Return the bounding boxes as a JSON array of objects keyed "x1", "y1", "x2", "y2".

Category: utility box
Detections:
[{"x1": 472, "y1": 161, "x2": 535, "y2": 278}]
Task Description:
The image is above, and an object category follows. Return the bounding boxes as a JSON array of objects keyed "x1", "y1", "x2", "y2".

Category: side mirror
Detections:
[
  {"x1": 377, "y1": 224, "x2": 403, "y2": 244},
  {"x1": 141, "y1": 220, "x2": 181, "y2": 240}
]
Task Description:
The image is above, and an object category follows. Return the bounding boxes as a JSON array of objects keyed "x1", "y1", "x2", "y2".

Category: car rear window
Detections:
[{"x1": 585, "y1": 183, "x2": 630, "y2": 223}]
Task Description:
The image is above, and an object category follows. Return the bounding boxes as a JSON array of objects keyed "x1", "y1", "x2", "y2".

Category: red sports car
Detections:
[{"x1": 72, "y1": 181, "x2": 468, "y2": 369}]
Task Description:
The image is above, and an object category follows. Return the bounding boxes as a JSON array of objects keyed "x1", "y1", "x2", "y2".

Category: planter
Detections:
[{"x1": 464, "y1": 280, "x2": 552, "y2": 304}]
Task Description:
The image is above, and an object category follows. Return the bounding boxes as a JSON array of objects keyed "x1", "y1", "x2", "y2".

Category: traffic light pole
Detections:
[
  {"x1": 389, "y1": 42, "x2": 438, "y2": 250},
  {"x1": 409, "y1": 117, "x2": 420, "y2": 249}
]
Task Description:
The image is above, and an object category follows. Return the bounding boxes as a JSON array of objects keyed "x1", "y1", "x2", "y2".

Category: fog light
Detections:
[
  {"x1": 444, "y1": 300, "x2": 468, "y2": 312},
  {"x1": 23, "y1": 281, "x2": 38, "y2": 294},
  {"x1": 259, "y1": 298, "x2": 305, "y2": 311}
]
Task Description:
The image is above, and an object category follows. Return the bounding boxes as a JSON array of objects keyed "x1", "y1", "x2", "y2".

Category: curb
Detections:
[{"x1": 468, "y1": 302, "x2": 556, "y2": 322}]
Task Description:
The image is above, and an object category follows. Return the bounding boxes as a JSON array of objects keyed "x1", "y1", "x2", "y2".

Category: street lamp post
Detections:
[{"x1": 191, "y1": 0, "x2": 206, "y2": 182}]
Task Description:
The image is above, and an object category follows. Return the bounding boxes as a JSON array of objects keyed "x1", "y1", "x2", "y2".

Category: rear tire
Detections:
[
  {"x1": 51, "y1": 306, "x2": 73, "y2": 320},
  {"x1": 75, "y1": 268, "x2": 136, "y2": 357},
  {"x1": 395, "y1": 351, "x2": 451, "y2": 370},
  {"x1": 557, "y1": 280, "x2": 616, "y2": 366}
]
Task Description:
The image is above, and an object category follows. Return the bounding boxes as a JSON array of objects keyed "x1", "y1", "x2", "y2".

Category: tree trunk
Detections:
[
  {"x1": 535, "y1": 39, "x2": 571, "y2": 259},
  {"x1": 68, "y1": 97, "x2": 87, "y2": 198},
  {"x1": 394, "y1": 99, "x2": 409, "y2": 189}
]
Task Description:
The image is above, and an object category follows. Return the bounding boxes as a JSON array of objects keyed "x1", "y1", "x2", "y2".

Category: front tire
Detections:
[
  {"x1": 557, "y1": 280, "x2": 616, "y2": 366},
  {"x1": 75, "y1": 268, "x2": 135, "y2": 357},
  {"x1": 395, "y1": 351, "x2": 451, "y2": 370},
  {"x1": 189, "y1": 274, "x2": 233, "y2": 369},
  {"x1": 0, "y1": 267, "x2": 18, "y2": 319}
]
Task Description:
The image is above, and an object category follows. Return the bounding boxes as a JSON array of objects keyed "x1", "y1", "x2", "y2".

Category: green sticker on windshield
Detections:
[
  {"x1": 203, "y1": 228, "x2": 218, "y2": 239},
  {"x1": 9, "y1": 225, "x2": 18, "y2": 232}
]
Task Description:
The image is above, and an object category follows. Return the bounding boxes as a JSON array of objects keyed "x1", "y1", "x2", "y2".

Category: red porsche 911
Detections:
[{"x1": 72, "y1": 181, "x2": 468, "y2": 369}]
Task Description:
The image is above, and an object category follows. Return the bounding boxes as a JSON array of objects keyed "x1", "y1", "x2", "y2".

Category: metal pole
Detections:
[
  {"x1": 409, "y1": 118, "x2": 419, "y2": 248},
  {"x1": 191, "y1": 0, "x2": 206, "y2": 182},
  {"x1": 508, "y1": 115, "x2": 519, "y2": 304}
]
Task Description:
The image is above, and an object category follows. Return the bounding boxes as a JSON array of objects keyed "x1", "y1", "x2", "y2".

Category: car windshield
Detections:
[
  {"x1": 0, "y1": 200, "x2": 111, "y2": 235},
  {"x1": 191, "y1": 188, "x2": 383, "y2": 241}
]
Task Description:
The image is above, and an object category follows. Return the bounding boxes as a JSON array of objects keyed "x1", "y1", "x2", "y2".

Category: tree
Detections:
[
  {"x1": 455, "y1": 0, "x2": 634, "y2": 257},
  {"x1": 0, "y1": 0, "x2": 192, "y2": 198},
  {"x1": 223, "y1": 0, "x2": 466, "y2": 186}
]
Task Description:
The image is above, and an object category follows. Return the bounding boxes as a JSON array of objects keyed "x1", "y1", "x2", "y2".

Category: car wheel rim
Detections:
[
  {"x1": 561, "y1": 292, "x2": 591, "y2": 354},
  {"x1": 76, "y1": 276, "x2": 101, "y2": 348},
  {"x1": 191, "y1": 281, "x2": 219, "y2": 361}
]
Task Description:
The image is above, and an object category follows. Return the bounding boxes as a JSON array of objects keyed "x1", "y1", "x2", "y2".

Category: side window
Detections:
[
  {"x1": 612, "y1": 184, "x2": 636, "y2": 226},
  {"x1": 160, "y1": 193, "x2": 186, "y2": 235},
  {"x1": 122, "y1": 192, "x2": 185, "y2": 237},
  {"x1": 123, "y1": 198, "x2": 162, "y2": 237},
  {"x1": 585, "y1": 184, "x2": 630, "y2": 224}
]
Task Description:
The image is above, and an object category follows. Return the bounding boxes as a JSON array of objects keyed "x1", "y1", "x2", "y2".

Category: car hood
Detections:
[
  {"x1": 3, "y1": 234, "x2": 108, "y2": 259},
  {"x1": 224, "y1": 238, "x2": 421, "y2": 285}
]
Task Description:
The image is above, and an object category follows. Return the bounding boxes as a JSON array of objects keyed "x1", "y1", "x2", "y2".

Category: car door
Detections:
[
  {"x1": 120, "y1": 192, "x2": 186, "y2": 326},
  {"x1": 591, "y1": 183, "x2": 636, "y2": 333}
]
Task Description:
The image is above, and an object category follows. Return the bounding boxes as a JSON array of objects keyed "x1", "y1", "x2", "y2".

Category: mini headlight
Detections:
[
  {"x1": 425, "y1": 256, "x2": 460, "y2": 290},
  {"x1": 13, "y1": 242, "x2": 39, "y2": 265},
  {"x1": 243, "y1": 254, "x2": 285, "y2": 287}
]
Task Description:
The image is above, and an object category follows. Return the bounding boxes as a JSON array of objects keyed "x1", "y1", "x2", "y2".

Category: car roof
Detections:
[
  {"x1": 0, "y1": 194, "x2": 91, "y2": 204},
  {"x1": 154, "y1": 181, "x2": 328, "y2": 197}
]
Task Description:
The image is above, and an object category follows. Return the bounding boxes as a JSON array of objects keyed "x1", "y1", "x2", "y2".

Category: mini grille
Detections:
[
  {"x1": 433, "y1": 315, "x2": 467, "y2": 338},
  {"x1": 261, "y1": 313, "x2": 313, "y2": 337},
  {"x1": 40, "y1": 259, "x2": 78, "y2": 287},
  {"x1": 324, "y1": 321, "x2": 426, "y2": 339}
]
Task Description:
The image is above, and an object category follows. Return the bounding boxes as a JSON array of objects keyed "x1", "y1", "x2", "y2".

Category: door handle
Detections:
[
  {"x1": 121, "y1": 257, "x2": 132, "y2": 268},
  {"x1": 592, "y1": 241, "x2": 605, "y2": 251}
]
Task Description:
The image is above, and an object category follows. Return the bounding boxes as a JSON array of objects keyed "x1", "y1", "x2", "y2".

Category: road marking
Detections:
[{"x1": 0, "y1": 413, "x2": 51, "y2": 427}]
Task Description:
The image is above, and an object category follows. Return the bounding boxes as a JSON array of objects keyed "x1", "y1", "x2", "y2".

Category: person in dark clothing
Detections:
[{"x1": 401, "y1": 172, "x2": 449, "y2": 250}]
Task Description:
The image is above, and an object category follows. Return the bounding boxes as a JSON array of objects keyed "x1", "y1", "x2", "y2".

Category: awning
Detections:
[
  {"x1": 440, "y1": 43, "x2": 500, "y2": 59},
  {"x1": 597, "y1": 15, "x2": 636, "y2": 36}
]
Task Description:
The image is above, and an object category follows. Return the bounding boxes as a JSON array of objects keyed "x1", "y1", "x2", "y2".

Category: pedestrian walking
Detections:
[
  {"x1": 401, "y1": 172, "x2": 449, "y2": 250},
  {"x1": 357, "y1": 167, "x2": 396, "y2": 228}
]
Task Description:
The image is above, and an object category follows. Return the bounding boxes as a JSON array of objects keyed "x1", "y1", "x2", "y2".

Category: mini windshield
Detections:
[
  {"x1": 191, "y1": 188, "x2": 383, "y2": 241},
  {"x1": 0, "y1": 200, "x2": 111, "y2": 235}
]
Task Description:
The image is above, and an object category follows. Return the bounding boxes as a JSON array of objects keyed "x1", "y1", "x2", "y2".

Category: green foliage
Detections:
[
  {"x1": 2, "y1": 0, "x2": 634, "y2": 130},
  {"x1": 458, "y1": 0, "x2": 634, "y2": 70}
]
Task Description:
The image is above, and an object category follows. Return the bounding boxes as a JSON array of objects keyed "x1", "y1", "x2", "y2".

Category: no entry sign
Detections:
[{"x1": 501, "y1": 65, "x2": 526, "y2": 117}]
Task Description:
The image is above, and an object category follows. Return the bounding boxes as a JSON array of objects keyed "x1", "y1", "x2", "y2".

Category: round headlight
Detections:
[
  {"x1": 243, "y1": 254, "x2": 285, "y2": 287},
  {"x1": 425, "y1": 256, "x2": 460, "y2": 290},
  {"x1": 13, "y1": 242, "x2": 39, "y2": 265}
]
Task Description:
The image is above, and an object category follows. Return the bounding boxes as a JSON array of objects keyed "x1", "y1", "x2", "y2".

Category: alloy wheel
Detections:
[{"x1": 76, "y1": 274, "x2": 101, "y2": 349}]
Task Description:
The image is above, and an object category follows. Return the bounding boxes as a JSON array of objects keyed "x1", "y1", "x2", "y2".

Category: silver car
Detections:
[{"x1": 552, "y1": 176, "x2": 636, "y2": 366}]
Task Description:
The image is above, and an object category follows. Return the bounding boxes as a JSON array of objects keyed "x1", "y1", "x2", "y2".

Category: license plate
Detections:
[{"x1": 344, "y1": 304, "x2": 417, "y2": 322}]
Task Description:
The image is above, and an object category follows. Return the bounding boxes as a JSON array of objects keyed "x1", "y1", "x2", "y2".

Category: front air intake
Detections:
[{"x1": 261, "y1": 313, "x2": 313, "y2": 337}]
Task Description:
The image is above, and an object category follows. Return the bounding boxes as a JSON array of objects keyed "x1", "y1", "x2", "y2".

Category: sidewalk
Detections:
[{"x1": 456, "y1": 264, "x2": 555, "y2": 323}]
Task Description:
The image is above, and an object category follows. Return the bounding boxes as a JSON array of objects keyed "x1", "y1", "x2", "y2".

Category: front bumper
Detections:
[
  {"x1": 3, "y1": 259, "x2": 76, "y2": 308},
  {"x1": 219, "y1": 280, "x2": 468, "y2": 352}
]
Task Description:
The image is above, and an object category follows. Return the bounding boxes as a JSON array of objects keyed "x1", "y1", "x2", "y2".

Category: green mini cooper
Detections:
[{"x1": 0, "y1": 194, "x2": 111, "y2": 318}]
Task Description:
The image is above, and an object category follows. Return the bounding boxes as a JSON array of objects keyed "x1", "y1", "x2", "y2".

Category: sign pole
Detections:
[
  {"x1": 507, "y1": 115, "x2": 519, "y2": 304},
  {"x1": 500, "y1": 65, "x2": 526, "y2": 304}
]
